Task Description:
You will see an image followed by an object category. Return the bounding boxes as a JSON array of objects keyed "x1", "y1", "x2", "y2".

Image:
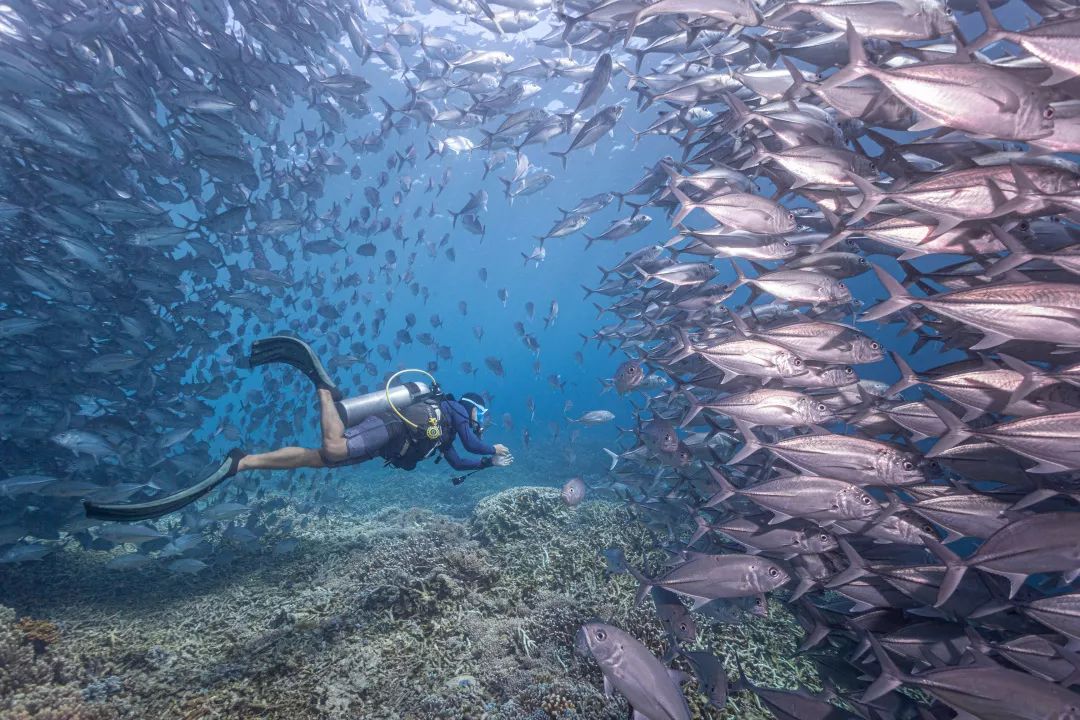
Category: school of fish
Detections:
[{"x1": 1, "y1": 0, "x2": 1080, "y2": 716}]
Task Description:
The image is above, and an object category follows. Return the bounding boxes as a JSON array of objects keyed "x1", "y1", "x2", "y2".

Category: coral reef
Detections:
[
  {"x1": 0, "y1": 475, "x2": 820, "y2": 719},
  {"x1": 16, "y1": 617, "x2": 62, "y2": 650},
  {"x1": 0, "y1": 605, "x2": 120, "y2": 720}
]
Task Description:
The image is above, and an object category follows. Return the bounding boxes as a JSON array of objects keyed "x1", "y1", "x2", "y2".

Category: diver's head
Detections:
[{"x1": 460, "y1": 392, "x2": 488, "y2": 434}]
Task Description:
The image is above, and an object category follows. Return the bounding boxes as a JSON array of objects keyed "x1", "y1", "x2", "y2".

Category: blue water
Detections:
[{"x1": 191, "y1": 52, "x2": 682, "y2": 468}]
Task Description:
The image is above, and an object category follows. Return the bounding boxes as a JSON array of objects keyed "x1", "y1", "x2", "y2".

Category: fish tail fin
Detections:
[
  {"x1": 660, "y1": 326, "x2": 695, "y2": 365},
  {"x1": 679, "y1": 390, "x2": 704, "y2": 428},
  {"x1": 729, "y1": 258, "x2": 749, "y2": 292},
  {"x1": 844, "y1": 170, "x2": 884, "y2": 224},
  {"x1": 825, "y1": 538, "x2": 870, "y2": 588},
  {"x1": 703, "y1": 464, "x2": 736, "y2": 507},
  {"x1": 721, "y1": 91, "x2": 753, "y2": 134},
  {"x1": 728, "y1": 422, "x2": 761, "y2": 465},
  {"x1": 924, "y1": 538, "x2": 967, "y2": 608},
  {"x1": 624, "y1": 7, "x2": 645, "y2": 45},
  {"x1": 602, "y1": 447, "x2": 619, "y2": 471},
  {"x1": 667, "y1": 181, "x2": 698, "y2": 227},
  {"x1": 975, "y1": 0, "x2": 1006, "y2": 45},
  {"x1": 886, "y1": 351, "x2": 920, "y2": 396},
  {"x1": 861, "y1": 633, "x2": 909, "y2": 702},
  {"x1": 924, "y1": 399, "x2": 973, "y2": 458},
  {"x1": 687, "y1": 513, "x2": 711, "y2": 547},
  {"x1": 861, "y1": 265, "x2": 914, "y2": 321},
  {"x1": 549, "y1": 150, "x2": 568, "y2": 170},
  {"x1": 985, "y1": 224, "x2": 1034, "y2": 277},
  {"x1": 822, "y1": 20, "x2": 873, "y2": 90},
  {"x1": 780, "y1": 56, "x2": 811, "y2": 101},
  {"x1": 554, "y1": 10, "x2": 579, "y2": 40},
  {"x1": 627, "y1": 565, "x2": 654, "y2": 606},
  {"x1": 998, "y1": 353, "x2": 1046, "y2": 405}
]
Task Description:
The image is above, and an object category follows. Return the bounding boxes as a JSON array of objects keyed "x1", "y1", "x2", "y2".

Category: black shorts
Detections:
[{"x1": 322, "y1": 414, "x2": 405, "y2": 467}]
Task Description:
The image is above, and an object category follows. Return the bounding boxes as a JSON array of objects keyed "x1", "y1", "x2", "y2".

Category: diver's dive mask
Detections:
[
  {"x1": 461, "y1": 395, "x2": 488, "y2": 437},
  {"x1": 471, "y1": 406, "x2": 487, "y2": 436}
]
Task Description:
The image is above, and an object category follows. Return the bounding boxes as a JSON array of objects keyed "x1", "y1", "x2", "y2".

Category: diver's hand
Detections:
[
  {"x1": 493, "y1": 444, "x2": 510, "y2": 456},
  {"x1": 492, "y1": 453, "x2": 513, "y2": 467}
]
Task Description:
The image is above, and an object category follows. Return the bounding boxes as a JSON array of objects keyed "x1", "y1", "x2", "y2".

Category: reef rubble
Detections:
[{"x1": 0, "y1": 479, "x2": 819, "y2": 719}]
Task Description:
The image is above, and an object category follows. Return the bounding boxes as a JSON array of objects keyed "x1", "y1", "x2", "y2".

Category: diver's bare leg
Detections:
[
  {"x1": 317, "y1": 387, "x2": 349, "y2": 461},
  {"x1": 238, "y1": 447, "x2": 325, "y2": 471}
]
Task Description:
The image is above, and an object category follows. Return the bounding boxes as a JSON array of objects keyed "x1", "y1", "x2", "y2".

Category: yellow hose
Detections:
[{"x1": 384, "y1": 368, "x2": 439, "y2": 430}]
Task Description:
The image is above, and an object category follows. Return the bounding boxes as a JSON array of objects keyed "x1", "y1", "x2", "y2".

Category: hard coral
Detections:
[
  {"x1": 470, "y1": 486, "x2": 572, "y2": 544},
  {"x1": 16, "y1": 617, "x2": 62, "y2": 651},
  {"x1": 541, "y1": 690, "x2": 575, "y2": 717},
  {"x1": 0, "y1": 605, "x2": 118, "y2": 720}
]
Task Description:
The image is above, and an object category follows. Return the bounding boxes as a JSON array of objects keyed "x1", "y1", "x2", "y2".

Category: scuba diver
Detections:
[{"x1": 84, "y1": 336, "x2": 514, "y2": 522}]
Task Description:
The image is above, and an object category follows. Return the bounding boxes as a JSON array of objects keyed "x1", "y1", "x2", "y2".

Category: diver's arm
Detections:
[{"x1": 442, "y1": 443, "x2": 487, "y2": 471}]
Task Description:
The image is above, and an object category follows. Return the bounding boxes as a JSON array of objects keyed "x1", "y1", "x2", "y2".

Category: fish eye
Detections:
[
  {"x1": 861, "y1": 495, "x2": 872, "y2": 504},
  {"x1": 902, "y1": 461, "x2": 914, "y2": 470},
  {"x1": 792, "y1": 358, "x2": 803, "y2": 366},
  {"x1": 844, "y1": 367, "x2": 855, "y2": 374},
  {"x1": 783, "y1": 240, "x2": 791, "y2": 246},
  {"x1": 817, "y1": 403, "x2": 827, "y2": 411},
  {"x1": 1044, "y1": 107, "x2": 1055, "y2": 119},
  {"x1": 838, "y1": 282, "x2": 847, "y2": 289},
  {"x1": 820, "y1": 534, "x2": 829, "y2": 542},
  {"x1": 870, "y1": 341, "x2": 880, "y2": 350},
  {"x1": 786, "y1": 212, "x2": 795, "y2": 221},
  {"x1": 768, "y1": 567, "x2": 779, "y2": 577},
  {"x1": 595, "y1": 630, "x2": 606, "y2": 641}
]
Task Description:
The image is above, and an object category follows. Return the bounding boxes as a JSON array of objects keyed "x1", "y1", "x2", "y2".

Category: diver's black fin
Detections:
[
  {"x1": 249, "y1": 335, "x2": 341, "y2": 400},
  {"x1": 84, "y1": 449, "x2": 246, "y2": 522}
]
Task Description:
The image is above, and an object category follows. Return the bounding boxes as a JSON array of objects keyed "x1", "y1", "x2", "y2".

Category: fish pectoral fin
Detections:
[
  {"x1": 1043, "y1": 65, "x2": 1078, "y2": 87},
  {"x1": 987, "y1": 88, "x2": 1021, "y2": 114},
  {"x1": 1027, "y1": 459, "x2": 1073, "y2": 474},
  {"x1": 667, "y1": 668, "x2": 691, "y2": 686},
  {"x1": 969, "y1": 330, "x2": 1011, "y2": 351},
  {"x1": 603, "y1": 674, "x2": 614, "y2": 698},
  {"x1": 907, "y1": 115, "x2": 941, "y2": 132}
]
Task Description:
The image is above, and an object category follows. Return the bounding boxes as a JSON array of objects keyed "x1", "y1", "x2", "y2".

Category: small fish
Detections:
[{"x1": 561, "y1": 477, "x2": 586, "y2": 506}]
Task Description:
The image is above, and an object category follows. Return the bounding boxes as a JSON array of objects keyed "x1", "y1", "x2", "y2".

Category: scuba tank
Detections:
[
  {"x1": 335, "y1": 369, "x2": 443, "y2": 433},
  {"x1": 335, "y1": 381, "x2": 432, "y2": 428}
]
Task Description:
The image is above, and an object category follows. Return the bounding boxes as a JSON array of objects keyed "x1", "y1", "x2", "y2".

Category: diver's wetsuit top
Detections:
[
  {"x1": 333, "y1": 398, "x2": 495, "y2": 470},
  {"x1": 438, "y1": 399, "x2": 496, "y2": 470}
]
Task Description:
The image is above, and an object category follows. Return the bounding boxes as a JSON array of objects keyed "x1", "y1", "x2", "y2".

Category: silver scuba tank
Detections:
[{"x1": 335, "y1": 381, "x2": 432, "y2": 428}]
